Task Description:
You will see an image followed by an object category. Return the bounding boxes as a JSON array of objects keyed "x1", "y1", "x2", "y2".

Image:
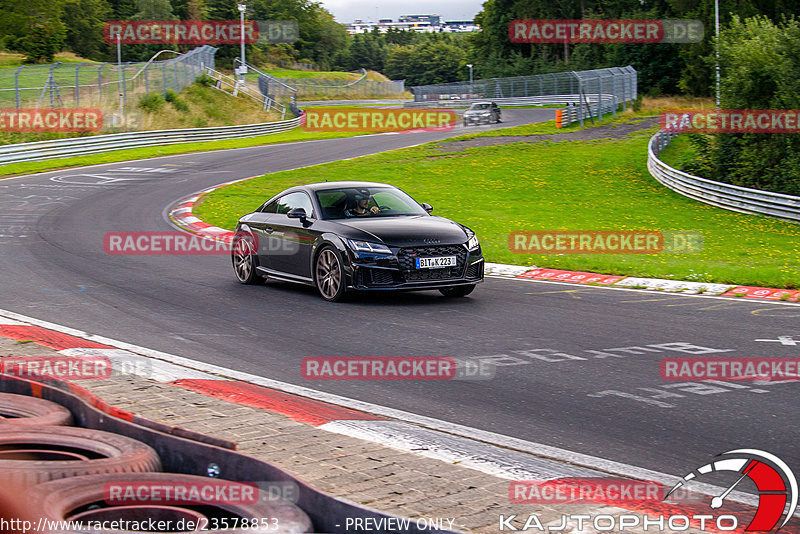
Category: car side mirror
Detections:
[
  {"x1": 287, "y1": 207, "x2": 307, "y2": 219},
  {"x1": 421, "y1": 203, "x2": 433, "y2": 213}
]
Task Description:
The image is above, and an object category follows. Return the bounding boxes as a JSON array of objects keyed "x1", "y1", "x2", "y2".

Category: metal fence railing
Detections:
[
  {"x1": 0, "y1": 46, "x2": 217, "y2": 111},
  {"x1": 648, "y1": 131, "x2": 800, "y2": 222},
  {"x1": 205, "y1": 67, "x2": 286, "y2": 118},
  {"x1": 0, "y1": 114, "x2": 302, "y2": 165},
  {"x1": 410, "y1": 66, "x2": 637, "y2": 126}
]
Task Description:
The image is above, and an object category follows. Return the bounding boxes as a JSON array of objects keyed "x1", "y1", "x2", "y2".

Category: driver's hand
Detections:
[{"x1": 370, "y1": 206, "x2": 380, "y2": 214}]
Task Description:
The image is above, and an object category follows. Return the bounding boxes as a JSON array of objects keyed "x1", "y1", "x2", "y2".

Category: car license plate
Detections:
[{"x1": 416, "y1": 256, "x2": 456, "y2": 269}]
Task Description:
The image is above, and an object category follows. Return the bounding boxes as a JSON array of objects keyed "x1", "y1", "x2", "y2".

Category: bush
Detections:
[
  {"x1": 164, "y1": 89, "x2": 189, "y2": 112},
  {"x1": 137, "y1": 93, "x2": 164, "y2": 113},
  {"x1": 194, "y1": 73, "x2": 215, "y2": 87}
]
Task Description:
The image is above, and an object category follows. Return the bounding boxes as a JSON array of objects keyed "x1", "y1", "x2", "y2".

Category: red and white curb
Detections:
[
  {"x1": 0, "y1": 308, "x2": 777, "y2": 524},
  {"x1": 168, "y1": 190, "x2": 798, "y2": 304}
]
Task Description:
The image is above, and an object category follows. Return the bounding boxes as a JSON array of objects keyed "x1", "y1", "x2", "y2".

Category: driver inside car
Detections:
[{"x1": 345, "y1": 191, "x2": 380, "y2": 217}]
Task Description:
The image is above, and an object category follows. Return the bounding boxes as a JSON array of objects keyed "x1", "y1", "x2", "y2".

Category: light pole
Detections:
[
  {"x1": 237, "y1": 3, "x2": 247, "y2": 84},
  {"x1": 466, "y1": 63, "x2": 473, "y2": 95}
]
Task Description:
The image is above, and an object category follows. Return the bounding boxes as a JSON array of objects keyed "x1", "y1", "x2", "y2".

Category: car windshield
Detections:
[
  {"x1": 315, "y1": 186, "x2": 429, "y2": 219},
  {"x1": 469, "y1": 103, "x2": 490, "y2": 110}
]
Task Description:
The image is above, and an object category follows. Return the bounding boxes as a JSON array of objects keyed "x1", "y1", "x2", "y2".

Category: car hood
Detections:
[
  {"x1": 464, "y1": 109, "x2": 490, "y2": 115},
  {"x1": 335, "y1": 216, "x2": 469, "y2": 247}
]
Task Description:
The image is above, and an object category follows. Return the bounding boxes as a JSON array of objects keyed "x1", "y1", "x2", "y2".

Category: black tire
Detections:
[
  {"x1": 0, "y1": 393, "x2": 72, "y2": 426},
  {"x1": 0, "y1": 425, "x2": 161, "y2": 488},
  {"x1": 23, "y1": 472, "x2": 313, "y2": 533},
  {"x1": 439, "y1": 284, "x2": 476, "y2": 298},
  {"x1": 314, "y1": 246, "x2": 347, "y2": 302},
  {"x1": 231, "y1": 232, "x2": 260, "y2": 285}
]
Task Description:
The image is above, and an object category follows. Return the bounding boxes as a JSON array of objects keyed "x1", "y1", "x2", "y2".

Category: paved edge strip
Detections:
[
  {"x1": 167, "y1": 190, "x2": 798, "y2": 303},
  {"x1": 0, "y1": 308, "x2": 770, "y2": 515}
]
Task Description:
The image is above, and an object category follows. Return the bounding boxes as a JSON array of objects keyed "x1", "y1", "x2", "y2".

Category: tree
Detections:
[
  {"x1": 62, "y1": 0, "x2": 113, "y2": 60},
  {"x1": 1, "y1": 0, "x2": 67, "y2": 63}
]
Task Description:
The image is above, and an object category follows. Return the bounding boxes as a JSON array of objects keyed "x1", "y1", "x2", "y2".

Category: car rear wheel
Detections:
[
  {"x1": 232, "y1": 233, "x2": 260, "y2": 285},
  {"x1": 439, "y1": 284, "x2": 476, "y2": 298},
  {"x1": 315, "y1": 247, "x2": 346, "y2": 302}
]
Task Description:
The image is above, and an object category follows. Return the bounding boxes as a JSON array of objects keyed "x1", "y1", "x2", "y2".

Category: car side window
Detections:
[
  {"x1": 276, "y1": 192, "x2": 315, "y2": 218},
  {"x1": 259, "y1": 199, "x2": 278, "y2": 213}
]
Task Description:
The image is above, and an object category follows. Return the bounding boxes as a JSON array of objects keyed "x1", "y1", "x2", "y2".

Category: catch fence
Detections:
[{"x1": 0, "y1": 46, "x2": 217, "y2": 111}]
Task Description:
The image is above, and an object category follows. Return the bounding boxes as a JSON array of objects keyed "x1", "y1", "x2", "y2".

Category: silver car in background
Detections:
[{"x1": 463, "y1": 102, "x2": 501, "y2": 126}]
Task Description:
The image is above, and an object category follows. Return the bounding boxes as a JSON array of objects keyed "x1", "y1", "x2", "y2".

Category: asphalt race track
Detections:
[{"x1": 1, "y1": 107, "x2": 798, "y2": 479}]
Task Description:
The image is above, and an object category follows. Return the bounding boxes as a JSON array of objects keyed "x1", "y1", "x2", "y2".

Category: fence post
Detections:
[
  {"x1": 145, "y1": 61, "x2": 149, "y2": 94},
  {"x1": 122, "y1": 62, "x2": 128, "y2": 106},
  {"x1": 75, "y1": 63, "x2": 82, "y2": 106},
  {"x1": 98, "y1": 63, "x2": 104, "y2": 104},
  {"x1": 597, "y1": 74, "x2": 602, "y2": 121},
  {"x1": 162, "y1": 63, "x2": 167, "y2": 97},
  {"x1": 14, "y1": 66, "x2": 23, "y2": 109}
]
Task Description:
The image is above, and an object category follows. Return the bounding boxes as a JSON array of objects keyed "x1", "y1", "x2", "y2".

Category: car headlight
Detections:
[
  {"x1": 467, "y1": 235, "x2": 480, "y2": 251},
  {"x1": 348, "y1": 239, "x2": 392, "y2": 255}
]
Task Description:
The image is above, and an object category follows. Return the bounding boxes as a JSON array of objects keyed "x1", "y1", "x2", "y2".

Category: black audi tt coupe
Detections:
[{"x1": 231, "y1": 181, "x2": 484, "y2": 301}]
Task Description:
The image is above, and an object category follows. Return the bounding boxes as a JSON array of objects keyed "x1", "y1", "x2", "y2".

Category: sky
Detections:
[{"x1": 319, "y1": 0, "x2": 485, "y2": 23}]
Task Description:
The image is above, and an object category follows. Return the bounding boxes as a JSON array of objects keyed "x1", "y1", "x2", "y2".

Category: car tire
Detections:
[
  {"x1": 23, "y1": 472, "x2": 313, "y2": 534},
  {"x1": 0, "y1": 393, "x2": 72, "y2": 426},
  {"x1": 439, "y1": 285, "x2": 476, "y2": 298},
  {"x1": 314, "y1": 246, "x2": 347, "y2": 302},
  {"x1": 0, "y1": 425, "x2": 161, "y2": 488},
  {"x1": 232, "y1": 232, "x2": 261, "y2": 285}
]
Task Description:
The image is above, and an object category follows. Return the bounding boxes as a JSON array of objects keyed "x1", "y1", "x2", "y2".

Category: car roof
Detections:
[{"x1": 299, "y1": 181, "x2": 395, "y2": 192}]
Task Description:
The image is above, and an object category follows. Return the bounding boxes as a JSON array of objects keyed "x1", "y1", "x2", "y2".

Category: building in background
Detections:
[{"x1": 345, "y1": 15, "x2": 478, "y2": 34}]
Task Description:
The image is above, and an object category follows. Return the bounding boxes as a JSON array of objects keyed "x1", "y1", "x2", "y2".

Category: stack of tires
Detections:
[{"x1": 0, "y1": 393, "x2": 313, "y2": 533}]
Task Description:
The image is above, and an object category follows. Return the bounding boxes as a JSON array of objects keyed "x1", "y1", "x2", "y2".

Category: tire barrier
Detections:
[
  {"x1": 0, "y1": 376, "x2": 458, "y2": 534},
  {"x1": 0, "y1": 425, "x2": 162, "y2": 487},
  {"x1": 24, "y1": 472, "x2": 313, "y2": 534},
  {"x1": 0, "y1": 393, "x2": 72, "y2": 426}
]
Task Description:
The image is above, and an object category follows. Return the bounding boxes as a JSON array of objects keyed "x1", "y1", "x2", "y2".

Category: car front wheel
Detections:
[
  {"x1": 315, "y1": 246, "x2": 347, "y2": 302},
  {"x1": 232, "y1": 233, "x2": 260, "y2": 284},
  {"x1": 439, "y1": 284, "x2": 476, "y2": 297}
]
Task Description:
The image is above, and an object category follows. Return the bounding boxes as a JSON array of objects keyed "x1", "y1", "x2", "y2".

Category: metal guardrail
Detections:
[
  {"x1": 648, "y1": 131, "x2": 800, "y2": 222},
  {"x1": 205, "y1": 67, "x2": 286, "y2": 118},
  {"x1": 0, "y1": 115, "x2": 302, "y2": 165}
]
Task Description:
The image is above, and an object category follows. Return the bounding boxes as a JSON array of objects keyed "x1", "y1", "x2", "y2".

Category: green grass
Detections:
[
  {"x1": 657, "y1": 134, "x2": 697, "y2": 169},
  {"x1": 194, "y1": 117, "x2": 800, "y2": 289},
  {"x1": 0, "y1": 128, "x2": 372, "y2": 179}
]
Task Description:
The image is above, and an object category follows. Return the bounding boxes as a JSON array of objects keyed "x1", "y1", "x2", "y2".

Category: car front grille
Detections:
[{"x1": 398, "y1": 245, "x2": 467, "y2": 282}]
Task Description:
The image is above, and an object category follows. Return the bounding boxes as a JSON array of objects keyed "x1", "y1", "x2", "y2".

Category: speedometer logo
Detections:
[{"x1": 665, "y1": 449, "x2": 798, "y2": 531}]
